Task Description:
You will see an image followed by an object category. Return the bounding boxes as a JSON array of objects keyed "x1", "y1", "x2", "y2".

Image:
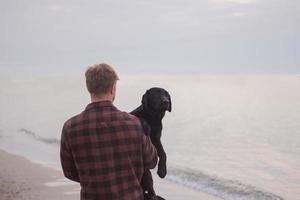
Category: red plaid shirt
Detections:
[{"x1": 60, "y1": 101, "x2": 158, "y2": 200}]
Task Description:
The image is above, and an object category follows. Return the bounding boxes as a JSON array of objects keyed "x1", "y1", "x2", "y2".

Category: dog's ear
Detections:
[
  {"x1": 167, "y1": 92, "x2": 172, "y2": 112},
  {"x1": 142, "y1": 90, "x2": 149, "y2": 110}
]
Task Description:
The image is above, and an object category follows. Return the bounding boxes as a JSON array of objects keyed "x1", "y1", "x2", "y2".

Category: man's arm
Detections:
[
  {"x1": 60, "y1": 124, "x2": 80, "y2": 182},
  {"x1": 142, "y1": 134, "x2": 158, "y2": 170}
]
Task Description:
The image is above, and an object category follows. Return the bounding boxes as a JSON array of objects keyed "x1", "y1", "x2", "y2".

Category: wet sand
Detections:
[{"x1": 0, "y1": 149, "x2": 222, "y2": 200}]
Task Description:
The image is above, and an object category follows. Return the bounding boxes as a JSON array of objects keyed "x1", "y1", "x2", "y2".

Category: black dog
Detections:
[{"x1": 131, "y1": 87, "x2": 171, "y2": 200}]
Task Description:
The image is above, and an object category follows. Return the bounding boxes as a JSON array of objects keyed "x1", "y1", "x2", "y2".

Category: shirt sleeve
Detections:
[
  {"x1": 142, "y1": 134, "x2": 158, "y2": 170},
  {"x1": 60, "y1": 123, "x2": 80, "y2": 182}
]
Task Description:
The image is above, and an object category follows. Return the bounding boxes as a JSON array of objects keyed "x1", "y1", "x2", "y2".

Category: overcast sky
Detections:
[{"x1": 1, "y1": 0, "x2": 299, "y2": 76}]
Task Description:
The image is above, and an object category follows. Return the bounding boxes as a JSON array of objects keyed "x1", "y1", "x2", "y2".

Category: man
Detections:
[{"x1": 60, "y1": 63, "x2": 158, "y2": 200}]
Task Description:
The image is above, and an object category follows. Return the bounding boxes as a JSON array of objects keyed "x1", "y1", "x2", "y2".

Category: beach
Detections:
[
  {"x1": 0, "y1": 149, "x2": 221, "y2": 200},
  {"x1": 1, "y1": 75, "x2": 298, "y2": 199}
]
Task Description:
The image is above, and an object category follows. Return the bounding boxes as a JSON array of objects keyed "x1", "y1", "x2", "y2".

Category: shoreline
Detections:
[
  {"x1": 0, "y1": 149, "x2": 79, "y2": 200},
  {"x1": 0, "y1": 149, "x2": 222, "y2": 200}
]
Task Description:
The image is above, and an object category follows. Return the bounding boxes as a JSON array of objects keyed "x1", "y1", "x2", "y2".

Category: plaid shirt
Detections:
[{"x1": 60, "y1": 101, "x2": 158, "y2": 200}]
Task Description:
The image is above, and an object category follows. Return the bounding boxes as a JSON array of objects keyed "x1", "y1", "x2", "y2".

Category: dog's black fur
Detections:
[{"x1": 130, "y1": 87, "x2": 171, "y2": 200}]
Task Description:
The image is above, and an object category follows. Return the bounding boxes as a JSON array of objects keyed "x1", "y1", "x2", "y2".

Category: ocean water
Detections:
[{"x1": 0, "y1": 75, "x2": 299, "y2": 200}]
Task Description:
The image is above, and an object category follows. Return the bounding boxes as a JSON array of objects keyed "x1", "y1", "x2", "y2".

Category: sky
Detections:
[{"x1": 1, "y1": 0, "x2": 299, "y2": 76}]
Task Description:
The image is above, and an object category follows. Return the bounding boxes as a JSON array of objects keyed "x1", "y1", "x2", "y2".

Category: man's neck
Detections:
[{"x1": 91, "y1": 95, "x2": 113, "y2": 103}]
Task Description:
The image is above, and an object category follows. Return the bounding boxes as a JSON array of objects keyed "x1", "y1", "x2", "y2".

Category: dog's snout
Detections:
[
  {"x1": 161, "y1": 97, "x2": 170, "y2": 111},
  {"x1": 161, "y1": 98, "x2": 169, "y2": 105}
]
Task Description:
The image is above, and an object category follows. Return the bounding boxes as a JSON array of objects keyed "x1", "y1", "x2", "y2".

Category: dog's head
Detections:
[{"x1": 142, "y1": 87, "x2": 172, "y2": 113}]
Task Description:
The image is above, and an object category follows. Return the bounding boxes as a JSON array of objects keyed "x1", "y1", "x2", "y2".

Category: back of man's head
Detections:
[{"x1": 85, "y1": 63, "x2": 119, "y2": 96}]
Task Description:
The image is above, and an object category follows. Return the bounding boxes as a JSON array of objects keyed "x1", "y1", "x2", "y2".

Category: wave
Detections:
[
  {"x1": 18, "y1": 128, "x2": 60, "y2": 145},
  {"x1": 166, "y1": 167, "x2": 284, "y2": 200}
]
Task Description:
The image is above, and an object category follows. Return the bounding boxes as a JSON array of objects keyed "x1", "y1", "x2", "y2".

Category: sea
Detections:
[{"x1": 0, "y1": 74, "x2": 299, "y2": 200}]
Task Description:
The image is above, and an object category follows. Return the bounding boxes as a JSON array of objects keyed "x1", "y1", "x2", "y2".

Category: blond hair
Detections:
[{"x1": 85, "y1": 63, "x2": 119, "y2": 95}]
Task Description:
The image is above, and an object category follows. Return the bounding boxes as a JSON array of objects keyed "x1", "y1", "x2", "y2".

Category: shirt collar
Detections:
[{"x1": 85, "y1": 101, "x2": 116, "y2": 111}]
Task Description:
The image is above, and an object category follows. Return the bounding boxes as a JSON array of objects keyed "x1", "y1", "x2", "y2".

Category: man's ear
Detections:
[
  {"x1": 111, "y1": 83, "x2": 116, "y2": 101},
  {"x1": 142, "y1": 90, "x2": 149, "y2": 110},
  {"x1": 110, "y1": 84, "x2": 114, "y2": 94}
]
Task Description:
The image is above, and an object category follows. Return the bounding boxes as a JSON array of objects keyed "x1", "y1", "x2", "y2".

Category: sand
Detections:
[{"x1": 0, "y1": 149, "x2": 222, "y2": 200}]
